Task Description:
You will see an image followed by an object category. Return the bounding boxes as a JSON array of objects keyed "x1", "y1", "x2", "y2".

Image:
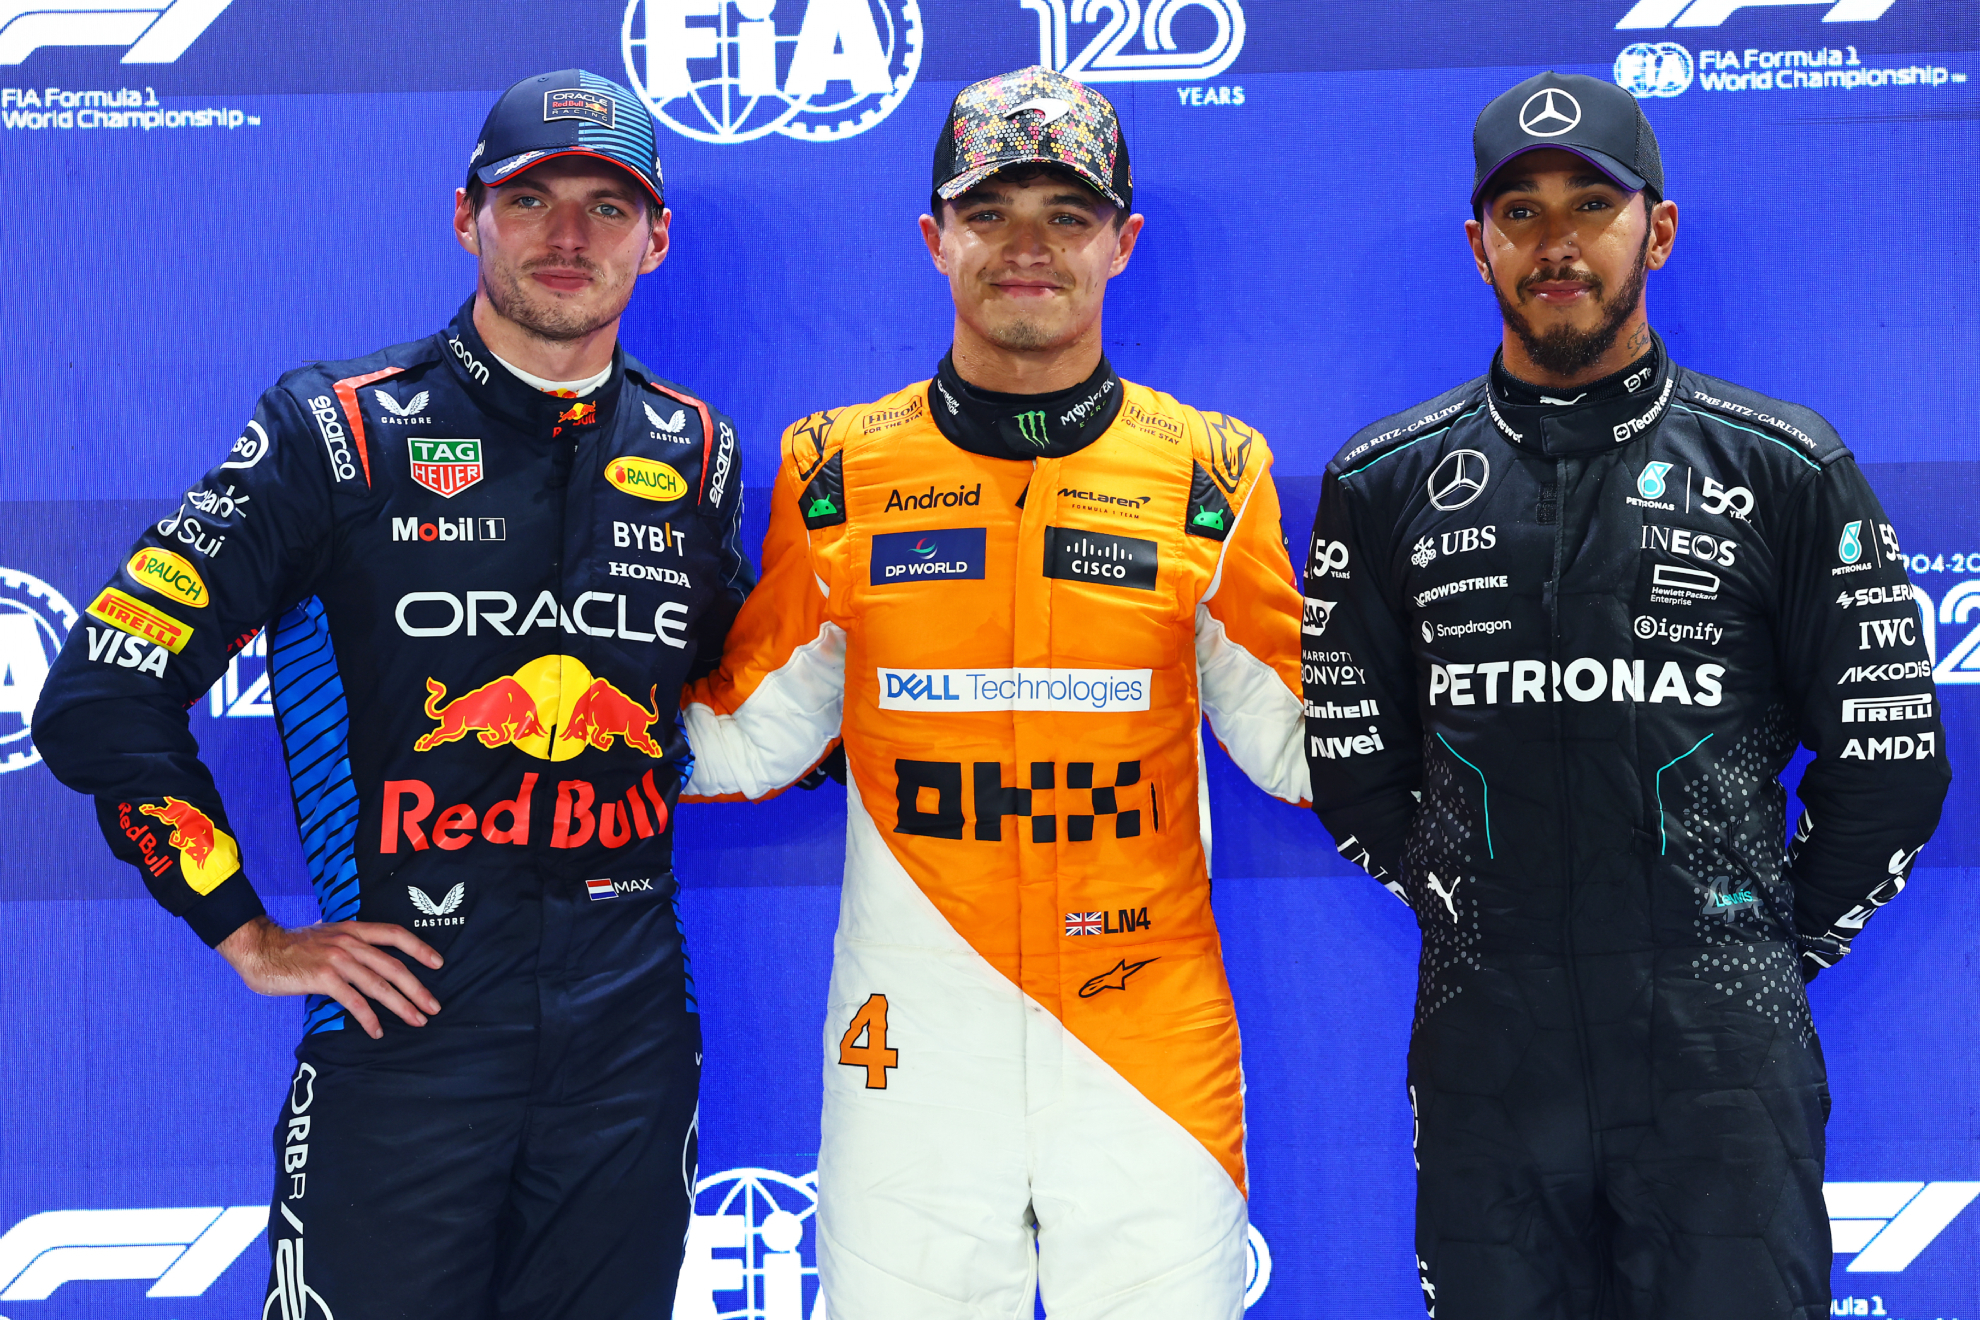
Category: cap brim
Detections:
[
  {"x1": 475, "y1": 148, "x2": 663, "y2": 208},
  {"x1": 1470, "y1": 144, "x2": 1647, "y2": 207},
  {"x1": 937, "y1": 156, "x2": 1126, "y2": 210}
]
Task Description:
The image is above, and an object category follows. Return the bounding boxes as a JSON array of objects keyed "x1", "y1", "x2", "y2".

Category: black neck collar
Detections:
[
  {"x1": 1482, "y1": 335, "x2": 1676, "y2": 458},
  {"x1": 928, "y1": 352, "x2": 1123, "y2": 460},
  {"x1": 441, "y1": 297, "x2": 624, "y2": 437}
]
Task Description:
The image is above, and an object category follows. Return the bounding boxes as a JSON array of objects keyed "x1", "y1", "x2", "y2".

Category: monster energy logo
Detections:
[{"x1": 1014, "y1": 410, "x2": 1050, "y2": 449}]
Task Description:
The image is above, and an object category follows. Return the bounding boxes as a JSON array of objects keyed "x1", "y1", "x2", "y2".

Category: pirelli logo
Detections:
[
  {"x1": 1841, "y1": 692, "x2": 1934, "y2": 724},
  {"x1": 87, "y1": 587, "x2": 194, "y2": 654}
]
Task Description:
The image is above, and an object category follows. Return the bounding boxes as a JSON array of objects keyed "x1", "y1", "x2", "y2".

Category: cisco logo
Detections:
[
  {"x1": 622, "y1": 0, "x2": 922, "y2": 144},
  {"x1": 674, "y1": 1166, "x2": 1273, "y2": 1316}
]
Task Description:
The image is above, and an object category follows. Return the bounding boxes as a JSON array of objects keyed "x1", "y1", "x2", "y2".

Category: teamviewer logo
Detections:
[
  {"x1": 0, "y1": 1205, "x2": 265, "y2": 1300},
  {"x1": 0, "y1": 0, "x2": 232, "y2": 64}
]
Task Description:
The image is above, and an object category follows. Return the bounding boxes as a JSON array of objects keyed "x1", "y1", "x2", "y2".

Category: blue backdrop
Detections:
[{"x1": 2, "y1": 1, "x2": 1977, "y2": 1316}]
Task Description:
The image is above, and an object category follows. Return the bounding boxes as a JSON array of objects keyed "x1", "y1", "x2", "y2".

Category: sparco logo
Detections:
[
  {"x1": 708, "y1": 419, "x2": 736, "y2": 508},
  {"x1": 308, "y1": 395, "x2": 357, "y2": 482},
  {"x1": 622, "y1": 0, "x2": 922, "y2": 144}
]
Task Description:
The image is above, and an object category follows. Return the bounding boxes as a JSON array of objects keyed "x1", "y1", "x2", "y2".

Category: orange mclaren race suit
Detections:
[{"x1": 681, "y1": 356, "x2": 1310, "y2": 1320}]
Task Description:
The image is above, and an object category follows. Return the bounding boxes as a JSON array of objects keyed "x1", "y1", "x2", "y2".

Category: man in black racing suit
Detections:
[
  {"x1": 31, "y1": 70, "x2": 750, "y2": 1319},
  {"x1": 1303, "y1": 72, "x2": 1949, "y2": 1320}
]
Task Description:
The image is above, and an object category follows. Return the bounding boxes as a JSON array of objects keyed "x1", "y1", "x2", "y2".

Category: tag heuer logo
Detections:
[{"x1": 409, "y1": 439, "x2": 484, "y2": 498}]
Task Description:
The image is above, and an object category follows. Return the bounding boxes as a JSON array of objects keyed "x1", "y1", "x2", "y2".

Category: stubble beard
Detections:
[
  {"x1": 485, "y1": 256, "x2": 630, "y2": 344},
  {"x1": 1494, "y1": 227, "x2": 1651, "y2": 378}
]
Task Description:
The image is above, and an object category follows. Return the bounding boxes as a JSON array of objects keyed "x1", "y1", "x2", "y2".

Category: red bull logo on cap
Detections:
[{"x1": 413, "y1": 656, "x2": 664, "y2": 761}]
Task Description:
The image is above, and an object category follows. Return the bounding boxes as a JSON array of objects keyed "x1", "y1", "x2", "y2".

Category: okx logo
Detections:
[
  {"x1": 0, "y1": 0, "x2": 232, "y2": 64},
  {"x1": 1027, "y1": 0, "x2": 1247, "y2": 83},
  {"x1": 622, "y1": 0, "x2": 922, "y2": 144},
  {"x1": 0, "y1": 1205, "x2": 266, "y2": 1300}
]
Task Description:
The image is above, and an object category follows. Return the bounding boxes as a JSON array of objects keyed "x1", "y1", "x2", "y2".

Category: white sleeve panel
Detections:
[
  {"x1": 681, "y1": 620, "x2": 848, "y2": 800},
  {"x1": 1195, "y1": 603, "x2": 1309, "y2": 806}
]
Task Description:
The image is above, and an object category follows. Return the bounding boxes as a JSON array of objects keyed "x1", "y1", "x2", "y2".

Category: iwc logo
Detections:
[
  {"x1": 622, "y1": 0, "x2": 923, "y2": 144},
  {"x1": 0, "y1": 565, "x2": 78, "y2": 774}
]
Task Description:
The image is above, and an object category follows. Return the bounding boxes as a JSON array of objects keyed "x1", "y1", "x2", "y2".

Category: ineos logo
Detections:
[
  {"x1": 1519, "y1": 87, "x2": 1582, "y2": 137},
  {"x1": 1427, "y1": 450, "x2": 1491, "y2": 512}
]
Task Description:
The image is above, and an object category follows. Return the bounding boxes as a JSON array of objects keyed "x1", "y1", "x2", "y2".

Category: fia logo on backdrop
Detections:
[
  {"x1": 622, "y1": 0, "x2": 923, "y2": 143},
  {"x1": 0, "y1": 566, "x2": 76, "y2": 774}
]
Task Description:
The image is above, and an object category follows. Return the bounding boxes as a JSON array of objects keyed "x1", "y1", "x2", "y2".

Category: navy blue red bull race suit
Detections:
[{"x1": 32, "y1": 300, "x2": 751, "y2": 1319}]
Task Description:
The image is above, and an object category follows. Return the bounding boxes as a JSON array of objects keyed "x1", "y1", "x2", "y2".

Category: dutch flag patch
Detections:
[{"x1": 585, "y1": 878, "x2": 616, "y2": 902}]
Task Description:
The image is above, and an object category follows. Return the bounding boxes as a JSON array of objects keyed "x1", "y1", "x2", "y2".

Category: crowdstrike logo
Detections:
[
  {"x1": 622, "y1": 0, "x2": 922, "y2": 144},
  {"x1": 0, "y1": 1205, "x2": 266, "y2": 1300},
  {"x1": 1025, "y1": 0, "x2": 1248, "y2": 83},
  {"x1": 0, "y1": 0, "x2": 233, "y2": 64}
]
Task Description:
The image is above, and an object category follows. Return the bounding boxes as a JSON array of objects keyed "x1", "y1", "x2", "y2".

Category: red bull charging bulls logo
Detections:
[
  {"x1": 125, "y1": 796, "x2": 241, "y2": 894},
  {"x1": 412, "y1": 656, "x2": 661, "y2": 761}
]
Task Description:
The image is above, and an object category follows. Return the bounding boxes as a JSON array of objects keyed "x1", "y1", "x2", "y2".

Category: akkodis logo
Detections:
[
  {"x1": 1616, "y1": 0, "x2": 1895, "y2": 26},
  {"x1": 622, "y1": 0, "x2": 923, "y2": 144},
  {"x1": 672, "y1": 1166, "x2": 1275, "y2": 1317},
  {"x1": 0, "y1": 0, "x2": 232, "y2": 64},
  {"x1": 0, "y1": 1205, "x2": 265, "y2": 1301},
  {"x1": 1026, "y1": 0, "x2": 1247, "y2": 83},
  {"x1": 0, "y1": 565, "x2": 77, "y2": 774},
  {"x1": 1615, "y1": 42, "x2": 1695, "y2": 96}
]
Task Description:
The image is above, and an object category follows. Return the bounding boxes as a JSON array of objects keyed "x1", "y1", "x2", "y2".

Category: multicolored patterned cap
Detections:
[
  {"x1": 932, "y1": 66, "x2": 1131, "y2": 211},
  {"x1": 469, "y1": 69, "x2": 664, "y2": 209}
]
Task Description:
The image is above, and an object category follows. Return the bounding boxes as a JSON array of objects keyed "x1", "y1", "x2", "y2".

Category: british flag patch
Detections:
[
  {"x1": 1065, "y1": 912, "x2": 1104, "y2": 936},
  {"x1": 586, "y1": 878, "x2": 616, "y2": 902}
]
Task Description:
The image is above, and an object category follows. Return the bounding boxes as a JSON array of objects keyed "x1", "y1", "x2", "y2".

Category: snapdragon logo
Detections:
[
  {"x1": 623, "y1": 0, "x2": 922, "y2": 144},
  {"x1": 876, "y1": 667, "x2": 1151, "y2": 712},
  {"x1": 0, "y1": 0, "x2": 232, "y2": 64},
  {"x1": 0, "y1": 1205, "x2": 266, "y2": 1300}
]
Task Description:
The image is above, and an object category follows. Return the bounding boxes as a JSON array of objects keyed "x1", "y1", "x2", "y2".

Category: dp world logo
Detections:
[
  {"x1": 0, "y1": 565, "x2": 78, "y2": 774},
  {"x1": 622, "y1": 0, "x2": 923, "y2": 144},
  {"x1": 674, "y1": 1165, "x2": 1274, "y2": 1315},
  {"x1": 1615, "y1": 42, "x2": 1695, "y2": 97}
]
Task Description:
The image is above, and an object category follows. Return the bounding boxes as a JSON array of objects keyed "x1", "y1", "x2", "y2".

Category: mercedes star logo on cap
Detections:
[{"x1": 1518, "y1": 88, "x2": 1582, "y2": 139}]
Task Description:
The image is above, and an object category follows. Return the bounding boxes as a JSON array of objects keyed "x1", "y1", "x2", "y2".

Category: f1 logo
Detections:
[
  {"x1": 1617, "y1": 0, "x2": 1894, "y2": 27},
  {"x1": 0, "y1": 0, "x2": 232, "y2": 64},
  {"x1": 1827, "y1": 1182, "x2": 1980, "y2": 1272},
  {"x1": 0, "y1": 1205, "x2": 265, "y2": 1299}
]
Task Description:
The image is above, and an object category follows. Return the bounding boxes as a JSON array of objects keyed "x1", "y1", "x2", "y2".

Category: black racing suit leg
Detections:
[
  {"x1": 1599, "y1": 940, "x2": 1831, "y2": 1320},
  {"x1": 1410, "y1": 955, "x2": 1607, "y2": 1320}
]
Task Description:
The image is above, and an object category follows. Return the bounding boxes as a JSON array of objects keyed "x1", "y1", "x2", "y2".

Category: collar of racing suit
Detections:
[
  {"x1": 927, "y1": 351, "x2": 1125, "y2": 460},
  {"x1": 1482, "y1": 332, "x2": 1675, "y2": 458},
  {"x1": 441, "y1": 297, "x2": 625, "y2": 439}
]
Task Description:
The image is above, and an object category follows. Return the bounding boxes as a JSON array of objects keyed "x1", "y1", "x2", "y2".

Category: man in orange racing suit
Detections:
[{"x1": 681, "y1": 68, "x2": 1308, "y2": 1320}]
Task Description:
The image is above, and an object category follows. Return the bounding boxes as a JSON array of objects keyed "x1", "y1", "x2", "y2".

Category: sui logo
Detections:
[
  {"x1": 1022, "y1": 0, "x2": 1246, "y2": 83},
  {"x1": 622, "y1": 0, "x2": 923, "y2": 144},
  {"x1": 0, "y1": 565, "x2": 77, "y2": 774},
  {"x1": 1614, "y1": 42, "x2": 1695, "y2": 97}
]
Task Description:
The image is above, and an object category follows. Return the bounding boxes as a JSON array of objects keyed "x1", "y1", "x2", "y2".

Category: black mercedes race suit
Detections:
[
  {"x1": 32, "y1": 300, "x2": 751, "y2": 1320},
  {"x1": 1303, "y1": 337, "x2": 1949, "y2": 1320}
]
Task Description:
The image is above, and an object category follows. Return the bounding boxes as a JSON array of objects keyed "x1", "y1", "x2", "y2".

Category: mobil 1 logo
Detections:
[{"x1": 1043, "y1": 528, "x2": 1157, "y2": 591}]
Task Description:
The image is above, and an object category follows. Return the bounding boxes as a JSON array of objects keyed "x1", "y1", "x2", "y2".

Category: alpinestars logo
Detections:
[
  {"x1": 0, "y1": 0, "x2": 233, "y2": 65},
  {"x1": 623, "y1": 0, "x2": 922, "y2": 144},
  {"x1": 409, "y1": 882, "x2": 465, "y2": 927}
]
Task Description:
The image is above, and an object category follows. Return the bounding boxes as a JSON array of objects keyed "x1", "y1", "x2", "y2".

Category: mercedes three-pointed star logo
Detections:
[
  {"x1": 1427, "y1": 449, "x2": 1492, "y2": 511},
  {"x1": 1518, "y1": 88, "x2": 1582, "y2": 139}
]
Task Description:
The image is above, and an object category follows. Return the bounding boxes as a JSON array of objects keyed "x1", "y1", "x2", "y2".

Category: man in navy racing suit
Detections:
[
  {"x1": 31, "y1": 69, "x2": 750, "y2": 1320},
  {"x1": 1303, "y1": 72, "x2": 1949, "y2": 1320}
]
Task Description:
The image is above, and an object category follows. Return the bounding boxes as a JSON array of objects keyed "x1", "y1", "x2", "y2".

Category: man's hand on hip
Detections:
[{"x1": 217, "y1": 916, "x2": 444, "y2": 1040}]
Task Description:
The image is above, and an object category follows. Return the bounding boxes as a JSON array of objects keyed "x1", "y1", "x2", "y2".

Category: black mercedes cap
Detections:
[
  {"x1": 933, "y1": 66, "x2": 1132, "y2": 211},
  {"x1": 468, "y1": 69, "x2": 664, "y2": 209},
  {"x1": 1471, "y1": 71, "x2": 1663, "y2": 209}
]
